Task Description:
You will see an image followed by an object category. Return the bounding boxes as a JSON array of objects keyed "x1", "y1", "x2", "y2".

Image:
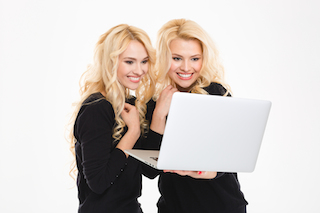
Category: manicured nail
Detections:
[{"x1": 198, "y1": 171, "x2": 202, "y2": 175}]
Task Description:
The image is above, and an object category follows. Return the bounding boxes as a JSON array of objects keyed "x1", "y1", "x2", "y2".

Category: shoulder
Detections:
[
  {"x1": 203, "y1": 82, "x2": 229, "y2": 96},
  {"x1": 83, "y1": 92, "x2": 108, "y2": 105},
  {"x1": 74, "y1": 93, "x2": 116, "y2": 143},
  {"x1": 79, "y1": 93, "x2": 114, "y2": 118},
  {"x1": 75, "y1": 93, "x2": 115, "y2": 134}
]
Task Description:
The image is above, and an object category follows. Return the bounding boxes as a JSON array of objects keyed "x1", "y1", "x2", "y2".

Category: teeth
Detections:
[
  {"x1": 129, "y1": 77, "x2": 140, "y2": 81},
  {"x1": 178, "y1": 73, "x2": 192, "y2": 78}
]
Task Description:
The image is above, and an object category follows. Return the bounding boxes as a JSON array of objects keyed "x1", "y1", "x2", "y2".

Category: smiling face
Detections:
[
  {"x1": 168, "y1": 38, "x2": 203, "y2": 92},
  {"x1": 117, "y1": 40, "x2": 149, "y2": 90}
]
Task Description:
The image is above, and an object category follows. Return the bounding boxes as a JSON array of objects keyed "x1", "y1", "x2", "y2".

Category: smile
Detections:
[
  {"x1": 128, "y1": 76, "x2": 141, "y2": 83},
  {"x1": 177, "y1": 73, "x2": 193, "y2": 80}
]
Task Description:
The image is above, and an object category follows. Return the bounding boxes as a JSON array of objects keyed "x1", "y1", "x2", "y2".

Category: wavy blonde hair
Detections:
[
  {"x1": 68, "y1": 24, "x2": 156, "y2": 178},
  {"x1": 154, "y1": 19, "x2": 231, "y2": 97}
]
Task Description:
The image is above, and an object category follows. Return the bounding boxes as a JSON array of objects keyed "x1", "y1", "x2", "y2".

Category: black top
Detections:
[
  {"x1": 143, "y1": 83, "x2": 248, "y2": 213},
  {"x1": 74, "y1": 93, "x2": 145, "y2": 213}
]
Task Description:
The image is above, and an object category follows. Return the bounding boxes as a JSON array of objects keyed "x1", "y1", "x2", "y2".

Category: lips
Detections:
[
  {"x1": 177, "y1": 72, "x2": 193, "y2": 80},
  {"x1": 128, "y1": 76, "x2": 141, "y2": 83}
]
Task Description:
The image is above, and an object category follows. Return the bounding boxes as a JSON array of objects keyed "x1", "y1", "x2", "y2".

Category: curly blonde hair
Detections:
[
  {"x1": 154, "y1": 19, "x2": 231, "y2": 97},
  {"x1": 68, "y1": 24, "x2": 156, "y2": 178}
]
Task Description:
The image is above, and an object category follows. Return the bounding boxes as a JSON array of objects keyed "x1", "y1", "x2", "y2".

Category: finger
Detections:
[
  {"x1": 171, "y1": 170, "x2": 186, "y2": 175},
  {"x1": 120, "y1": 110, "x2": 127, "y2": 117},
  {"x1": 172, "y1": 87, "x2": 179, "y2": 93},
  {"x1": 164, "y1": 85, "x2": 177, "y2": 95},
  {"x1": 163, "y1": 170, "x2": 178, "y2": 173},
  {"x1": 121, "y1": 105, "x2": 131, "y2": 115},
  {"x1": 124, "y1": 102, "x2": 134, "y2": 109},
  {"x1": 123, "y1": 103, "x2": 135, "y2": 112},
  {"x1": 165, "y1": 85, "x2": 173, "y2": 90},
  {"x1": 159, "y1": 86, "x2": 172, "y2": 97}
]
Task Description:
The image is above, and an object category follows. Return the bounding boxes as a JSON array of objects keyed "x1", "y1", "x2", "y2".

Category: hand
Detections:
[
  {"x1": 150, "y1": 85, "x2": 179, "y2": 134},
  {"x1": 117, "y1": 103, "x2": 140, "y2": 155},
  {"x1": 163, "y1": 170, "x2": 217, "y2": 179},
  {"x1": 154, "y1": 85, "x2": 179, "y2": 118},
  {"x1": 121, "y1": 103, "x2": 140, "y2": 134}
]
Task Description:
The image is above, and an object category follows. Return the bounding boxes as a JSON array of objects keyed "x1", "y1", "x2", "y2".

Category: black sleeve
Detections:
[
  {"x1": 141, "y1": 99, "x2": 163, "y2": 150},
  {"x1": 204, "y1": 82, "x2": 231, "y2": 97},
  {"x1": 75, "y1": 100, "x2": 128, "y2": 194},
  {"x1": 141, "y1": 163, "x2": 161, "y2": 179},
  {"x1": 142, "y1": 129, "x2": 163, "y2": 150},
  {"x1": 140, "y1": 99, "x2": 163, "y2": 178},
  {"x1": 139, "y1": 129, "x2": 163, "y2": 179}
]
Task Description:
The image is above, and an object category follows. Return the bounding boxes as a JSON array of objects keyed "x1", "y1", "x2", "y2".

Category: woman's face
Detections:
[
  {"x1": 168, "y1": 38, "x2": 203, "y2": 92},
  {"x1": 117, "y1": 40, "x2": 149, "y2": 90}
]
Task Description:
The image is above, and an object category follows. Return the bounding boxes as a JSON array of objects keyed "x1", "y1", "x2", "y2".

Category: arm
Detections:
[
  {"x1": 76, "y1": 101, "x2": 139, "y2": 194},
  {"x1": 139, "y1": 100, "x2": 164, "y2": 178},
  {"x1": 139, "y1": 129, "x2": 163, "y2": 178},
  {"x1": 150, "y1": 85, "x2": 179, "y2": 134},
  {"x1": 141, "y1": 88, "x2": 176, "y2": 150},
  {"x1": 116, "y1": 103, "x2": 141, "y2": 157}
]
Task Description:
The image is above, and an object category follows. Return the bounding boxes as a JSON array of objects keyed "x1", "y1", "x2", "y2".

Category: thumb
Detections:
[{"x1": 123, "y1": 103, "x2": 134, "y2": 112}]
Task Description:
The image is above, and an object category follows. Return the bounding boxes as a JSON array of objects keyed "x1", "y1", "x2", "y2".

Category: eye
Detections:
[
  {"x1": 125, "y1": 61, "x2": 134, "y2": 64},
  {"x1": 141, "y1": 59, "x2": 148, "y2": 64},
  {"x1": 191, "y1": 58, "x2": 200, "y2": 61},
  {"x1": 173, "y1": 57, "x2": 182, "y2": 61}
]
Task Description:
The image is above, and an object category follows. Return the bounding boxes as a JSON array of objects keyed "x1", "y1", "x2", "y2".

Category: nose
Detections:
[
  {"x1": 180, "y1": 60, "x2": 191, "y2": 72},
  {"x1": 132, "y1": 63, "x2": 145, "y2": 75}
]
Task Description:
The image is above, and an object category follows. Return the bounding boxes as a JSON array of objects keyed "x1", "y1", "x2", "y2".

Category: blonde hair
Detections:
[
  {"x1": 68, "y1": 24, "x2": 156, "y2": 178},
  {"x1": 154, "y1": 19, "x2": 231, "y2": 97}
]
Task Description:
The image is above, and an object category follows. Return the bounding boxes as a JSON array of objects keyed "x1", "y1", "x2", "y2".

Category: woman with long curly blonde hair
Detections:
[
  {"x1": 69, "y1": 24, "x2": 155, "y2": 213},
  {"x1": 143, "y1": 19, "x2": 248, "y2": 213}
]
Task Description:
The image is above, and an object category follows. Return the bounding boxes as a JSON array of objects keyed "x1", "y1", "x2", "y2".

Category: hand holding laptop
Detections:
[{"x1": 164, "y1": 170, "x2": 218, "y2": 179}]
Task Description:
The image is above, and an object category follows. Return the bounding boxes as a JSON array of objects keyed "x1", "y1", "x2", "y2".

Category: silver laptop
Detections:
[{"x1": 125, "y1": 92, "x2": 271, "y2": 172}]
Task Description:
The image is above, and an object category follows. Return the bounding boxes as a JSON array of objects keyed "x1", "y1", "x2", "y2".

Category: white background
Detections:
[{"x1": 1, "y1": 0, "x2": 319, "y2": 212}]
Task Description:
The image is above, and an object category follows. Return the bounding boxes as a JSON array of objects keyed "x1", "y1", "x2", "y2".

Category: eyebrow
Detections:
[
  {"x1": 123, "y1": 56, "x2": 149, "y2": 60},
  {"x1": 123, "y1": 57, "x2": 137, "y2": 60},
  {"x1": 172, "y1": 53, "x2": 202, "y2": 57}
]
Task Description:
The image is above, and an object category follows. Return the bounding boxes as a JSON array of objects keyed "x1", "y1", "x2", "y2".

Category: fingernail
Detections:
[{"x1": 198, "y1": 171, "x2": 202, "y2": 175}]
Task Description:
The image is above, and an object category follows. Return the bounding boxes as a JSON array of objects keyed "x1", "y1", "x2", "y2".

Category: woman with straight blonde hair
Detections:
[
  {"x1": 69, "y1": 24, "x2": 156, "y2": 213},
  {"x1": 143, "y1": 19, "x2": 248, "y2": 213}
]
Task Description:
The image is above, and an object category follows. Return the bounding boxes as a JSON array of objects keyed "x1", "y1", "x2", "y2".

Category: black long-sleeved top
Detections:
[
  {"x1": 143, "y1": 83, "x2": 248, "y2": 213},
  {"x1": 74, "y1": 93, "x2": 146, "y2": 213}
]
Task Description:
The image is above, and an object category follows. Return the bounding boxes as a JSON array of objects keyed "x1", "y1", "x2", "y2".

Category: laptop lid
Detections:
[
  {"x1": 156, "y1": 92, "x2": 271, "y2": 172},
  {"x1": 125, "y1": 92, "x2": 271, "y2": 172}
]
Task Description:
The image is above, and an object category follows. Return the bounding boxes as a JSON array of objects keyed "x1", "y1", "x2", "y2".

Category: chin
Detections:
[
  {"x1": 126, "y1": 84, "x2": 139, "y2": 91},
  {"x1": 177, "y1": 81, "x2": 192, "y2": 88},
  {"x1": 175, "y1": 80, "x2": 197, "y2": 91},
  {"x1": 176, "y1": 85, "x2": 192, "y2": 92}
]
